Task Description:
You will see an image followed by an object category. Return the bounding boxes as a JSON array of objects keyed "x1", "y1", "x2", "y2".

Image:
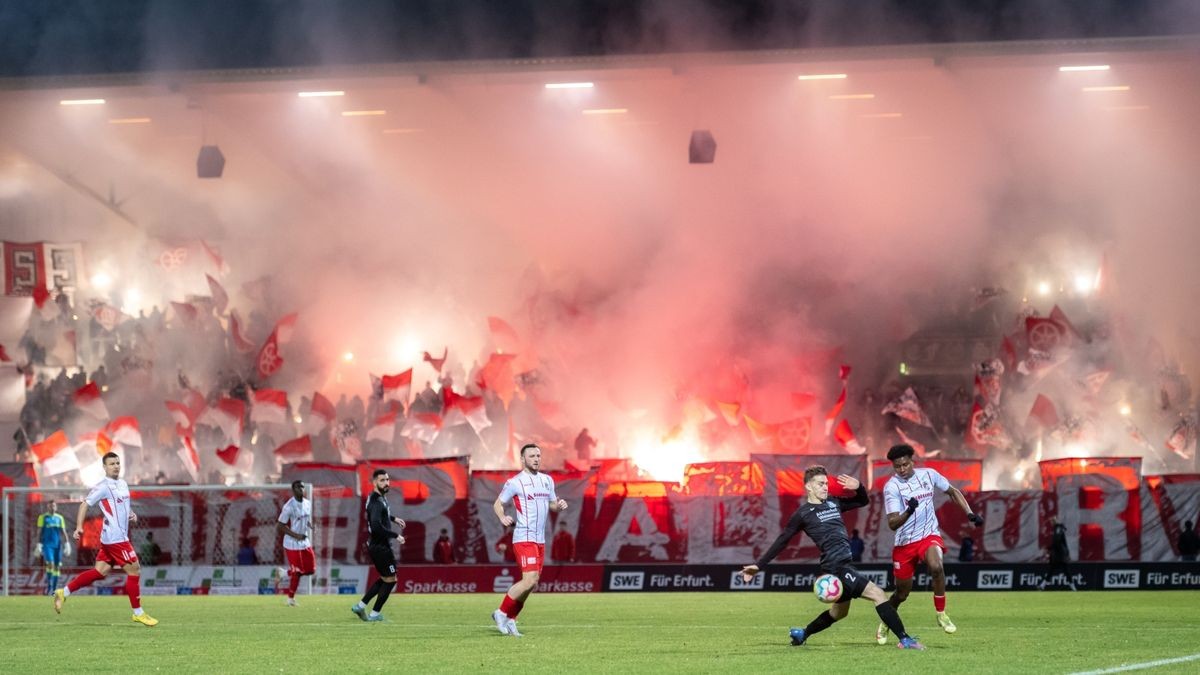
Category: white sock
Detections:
[
  {"x1": 133, "y1": 608, "x2": 144, "y2": 616},
  {"x1": 368, "y1": 610, "x2": 380, "y2": 618},
  {"x1": 62, "y1": 587, "x2": 71, "y2": 597},
  {"x1": 353, "y1": 601, "x2": 366, "y2": 610}
]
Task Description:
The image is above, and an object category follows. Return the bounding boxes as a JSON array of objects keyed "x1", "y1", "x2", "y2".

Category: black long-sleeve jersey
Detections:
[
  {"x1": 755, "y1": 485, "x2": 869, "y2": 572},
  {"x1": 365, "y1": 491, "x2": 399, "y2": 546}
]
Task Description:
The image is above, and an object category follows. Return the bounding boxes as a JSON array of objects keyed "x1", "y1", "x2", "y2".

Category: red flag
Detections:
[
  {"x1": 0, "y1": 344, "x2": 10, "y2": 362},
  {"x1": 423, "y1": 347, "x2": 448, "y2": 373},
  {"x1": 1000, "y1": 335, "x2": 1018, "y2": 372},
  {"x1": 838, "y1": 365, "x2": 852, "y2": 381},
  {"x1": 72, "y1": 382, "x2": 110, "y2": 420},
  {"x1": 1081, "y1": 370, "x2": 1111, "y2": 396},
  {"x1": 444, "y1": 394, "x2": 490, "y2": 433},
  {"x1": 178, "y1": 433, "x2": 200, "y2": 481},
  {"x1": 881, "y1": 387, "x2": 932, "y2": 427},
  {"x1": 479, "y1": 353, "x2": 517, "y2": 407},
  {"x1": 791, "y1": 392, "x2": 819, "y2": 413},
  {"x1": 366, "y1": 411, "x2": 399, "y2": 443},
  {"x1": 171, "y1": 301, "x2": 199, "y2": 324},
  {"x1": 824, "y1": 386, "x2": 847, "y2": 436},
  {"x1": 1049, "y1": 305, "x2": 1083, "y2": 341},
  {"x1": 1025, "y1": 316, "x2": 1070, "y2": 353},
  {"x1": 744, "y1": 414, "x2": 777, "y2": 444},
  {"x1": 105, "y1": 416, "x2": 143, "y2": 447},
  {"x1": 274, "y1": 435, "x2": 313, "y2": 461},
  {"x1": 273, "y1": 313, "x2": 299, "y2": 344},
  {"x1": 165, "y1": 400, "x2": 197, "y2": 428},
  {"x1": 75, "y1": 430, "x2": 113, "y2": 457},
  {"x1": 32, "y1": 285, "x2": 60, "y2": 320},
  {"x1": 401, "y1": 412, "x2": 443, "y2": 443},
  {"x1": 256, "y1": 330, "x2": 284, "y2": 380},
  {"x1": 309, "y1": 392, "x2": 337, "y2": 429},
  {"x1": 198, "y1": 397, "x2": 246, "y2": 441},
  {"x1": 34, "y1": 431, "x2": 80, "y2": 475},
  {"x1": 206, "y1": 274, "x2": 229, "y2": 314},
  {"x1": 200, "y1": 240, "x2": 230, "y2": 276},
  {"x1": 229, "y1": 311, "x2": 255, "y2": 353},
  {"x1": 833, "y1": 419, "x2": 866, "y2": 453},
  {"x1": 250, "y1": 388, "x2": 288, "y2": 425},
  {"x1": 216, "y1": 445, "x2": 240, "y2": 466},
  {"x1": 381, "y1": 370, "x2": 413, "y2": 403},
  {"x1": 1027, "y1": 394, "x2": 1060, "y2": 431},
  {"x1": 488, "y1": 316, "x2": 521, "y2": 354},
  {"x1": 716, "y1": 401, "x2": 741, "y2": 426}
]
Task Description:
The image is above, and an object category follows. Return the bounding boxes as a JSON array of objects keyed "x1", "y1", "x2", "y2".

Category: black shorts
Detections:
[
  {"x1": 826, "y1": 565, "x2": 870, "y2": 601},
  {"x1": 368, "y1": 543, "x2": 397, "y2": 576}
]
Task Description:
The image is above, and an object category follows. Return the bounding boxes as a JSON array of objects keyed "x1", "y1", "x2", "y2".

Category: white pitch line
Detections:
[{"x1": 1069, "y1": 653, "x2": 1200, "y2": 675}]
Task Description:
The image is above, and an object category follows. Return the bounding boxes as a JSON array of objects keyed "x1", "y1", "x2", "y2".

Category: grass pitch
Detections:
[{"x1": 4, "y1": 591, "x2": 1198, "y2": 673}]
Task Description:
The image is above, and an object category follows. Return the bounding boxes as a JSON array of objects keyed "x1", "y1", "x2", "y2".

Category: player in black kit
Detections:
[
  {"x1": 351, "y1": 469, "x2": 406, "y2": 622},
  {"x1": 741, "y1": 466, "x2": 926, "y2": 650}
]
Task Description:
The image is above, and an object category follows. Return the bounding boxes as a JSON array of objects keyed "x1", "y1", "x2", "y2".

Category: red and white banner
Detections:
[{"x1": 250, "y1": 389, "x2": 288, "y2": 425}]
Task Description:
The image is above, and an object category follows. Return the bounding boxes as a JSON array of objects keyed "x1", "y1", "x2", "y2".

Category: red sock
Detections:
[
  {"x1": 288, "y1": 573, "x2": 301, "y2": 598},
  {"x1": 125, "y1": 575, "x2": 142, "y2": 610},
  {"x1": 934, "y1": 594, "x2": 946, "y2": 613},
  {"x1": 67, "y1": 568, "x2": 106, "y2": 593},
  {"x1": 499, "y1": 594, "x2": 524, "y2": 619}
]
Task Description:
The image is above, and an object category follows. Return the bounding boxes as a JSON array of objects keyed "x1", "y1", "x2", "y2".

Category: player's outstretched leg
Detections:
[
  {"x1": 864, "y1": 582, "x2": 924, "y2": 651},
  {"x1": 55, "y1": 567, "x2": 107, "y2": 614},
  {"x1": 790, "y1": 608, "x2": 839, "y2": 646}
]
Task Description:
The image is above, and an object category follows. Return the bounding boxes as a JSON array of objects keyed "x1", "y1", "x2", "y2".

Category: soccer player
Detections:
[
  {"x1": 875, "y1": 444, "x2": 983, "y2": 644},
  {"x1": 491, "y1": 444, "x2": 568, "y2": 638},
  {"x1": 53, "y1": 452, "x2": 158, "y2": 627},
  {"x1": 740, "y1": 466, "x2": 925, "y2": 650},
  {"x1": 37, "y1": 500, "x2": 71, "y2": 595},
  {"x1": 277, "y1": 480, "x2": 314, "y2": 606},
  {"x1": 351, "y1": 469, "x2": 405, "y2": 622}
]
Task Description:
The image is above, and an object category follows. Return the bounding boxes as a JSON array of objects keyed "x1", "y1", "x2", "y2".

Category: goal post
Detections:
[{"x1": 2, "y1": 483, "x2": 323, "y2": 596}]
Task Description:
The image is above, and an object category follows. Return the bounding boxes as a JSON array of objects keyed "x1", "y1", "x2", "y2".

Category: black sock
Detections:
[
  {"x1": 361, "y1": 579, "x2": 383, "y2": 605},
  {"x1": 803, "y1": 610, "x2": 837, "y2": 636},
  {"x1": 372, "y1": 581, "x2": 394, "y2": 612},
  {"x1": 888, "y1": 593, "x2": 903, "y2": 609},
  {"x1": 875, "y1": 602, "x2": 909, "y2": 640}
]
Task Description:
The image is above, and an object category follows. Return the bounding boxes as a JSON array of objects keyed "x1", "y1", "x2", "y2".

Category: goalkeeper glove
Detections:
[
  {"x1": 35, "y1": 543, "x2": 42, "y2": 557},
  {"x1": 968, "y1": 513, "x2": 984, "y2": 527},
  {"x1": 64, "y1": 542, "x2": 72, "y2": 556},
  {"x1": 905, "y1": 497, "x2": 919, "y2": 515}
]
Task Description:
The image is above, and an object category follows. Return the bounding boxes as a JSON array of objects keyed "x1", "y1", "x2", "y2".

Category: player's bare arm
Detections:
[
  {"x1": 73, "y1": 501, "x2": 88, "y2": 541},
  {"x1": 494, "y1": 497, "x2": 514, "y2": 527},
  {"x1": 946, "y1": 486, "x2": 983, "y2": 526},
  {"x1": 276, "y1": 521, "x2": 306, "y2": 540}
]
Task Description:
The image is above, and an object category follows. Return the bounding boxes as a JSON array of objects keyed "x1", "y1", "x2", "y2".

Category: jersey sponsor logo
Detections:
[
  {"x1": 730, "y1": 570, "x2": 764, "y2": 590},
  {"x1": 610, "y1": 571, "x2": 644, "y2": 590},
  {"x1": 1103, "y1": 569, "x2": 1140, "y2": 589},
  {"x1": 977, "y1": 570, "x2": 1013, "y2": 589}
]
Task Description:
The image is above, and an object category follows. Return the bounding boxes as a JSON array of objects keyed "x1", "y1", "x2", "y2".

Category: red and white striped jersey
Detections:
[
  {"x1": 278, "y1": 497, "x2": 312, "y2": 551},
  {"x1": 883, "y1": 467, "x2": 951, "y2": 546},
  {"x1": 85, "y1": 477, "x2": 132, "y2": 545},
  {"x1": 499, "y1": 471, "x2": 557, "y2": 544}
]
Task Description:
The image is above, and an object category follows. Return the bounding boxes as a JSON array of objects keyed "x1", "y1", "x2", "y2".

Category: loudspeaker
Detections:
[
  {"x1": 197, "y1": 145, "x2": 225, "y2": 178},
  {"x1": 688, "y1": 130, "x2": 716, "y2": 164}
]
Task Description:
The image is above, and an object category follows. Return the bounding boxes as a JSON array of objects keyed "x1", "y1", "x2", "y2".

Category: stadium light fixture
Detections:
[
  {"x1": 298, "y1": 90, "x2": 344, "y2": 98},
  {"x1": 60, "y1": 98, "x2": 105, "y2": 106},
  {"x1": 797, "y1": 73, "x2": 847, "y2": 81},
  {"x1": 1082, "y1": 86, "x2": 1130, "y2": 92},
  {"x1": 1059, "y1": 65, "x2": 1110, "y2": 72},
  {"x1": 859, "y1": 112, "x2": 903, "y2": 119},
  {"x1": 1119, "y1": 404, "x2": 1132, "y2": 417},
  {"x1": 343, "y1": 352, "x2": 355, "y2": 362},
  {"x1": 1036, "y1": 281, "x2": 1051, "y2": 296},
  {"x1": 90, "y1": 272, "x2": 113, "y2": 290},
  {"x1": 109, "y1": 117, "x2": 151, "y2": 124},
  {"x1": 582, "y1": 108, "x2": 628, "y2": 115},
  {"x1": 342, "y1": 110, "x2": 386, "y2": 116},
  {"x1": 829, "y1": 94, "x2": 875, "y2": 100},
  {"x1": 545, "y1": 82, "x2": 594, "y2": 89},
  {"x1": 1074, "y1": 274, "x2": 1093, "y2": 294}
]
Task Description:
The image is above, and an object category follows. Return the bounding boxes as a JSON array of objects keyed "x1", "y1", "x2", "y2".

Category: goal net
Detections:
[{"x1": 1, "y1": 483, "x2": 346, "y2": 596}]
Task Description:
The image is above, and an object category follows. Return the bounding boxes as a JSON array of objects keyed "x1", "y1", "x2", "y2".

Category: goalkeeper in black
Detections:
[
  {"x1": 352, "y1": 469, "x2": 406, "y2": 622},
  {"x1": 741, "y1": 466, "x2": 925, "y2": 650}
]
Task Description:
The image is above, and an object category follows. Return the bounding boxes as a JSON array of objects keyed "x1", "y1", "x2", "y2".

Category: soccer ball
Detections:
[{"x1": 813, "y1": 574, "x2": 843, "y2": 603}]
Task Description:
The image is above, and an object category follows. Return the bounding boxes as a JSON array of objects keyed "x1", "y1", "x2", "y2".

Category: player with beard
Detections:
[
  {"x1": 351, "y1": 469, "x2": 405, "y2": 622},
  {"x1": 491, "y1": 444, "x2": 568, "y2": 637}
]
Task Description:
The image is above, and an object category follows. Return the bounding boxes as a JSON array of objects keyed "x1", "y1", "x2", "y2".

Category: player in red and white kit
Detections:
[
  {"x1": 53, "y1": 452, "x2": 158, "y2": 626},
  {"x1": 277, "y1": 480, "x2": 314, "y2": 606},
  {"x1": 876, "y1": 444, "x2": 982, "y2": 644},
  {"x1": 490, "y1": 444, "x2": 568, "y2": 637}
]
